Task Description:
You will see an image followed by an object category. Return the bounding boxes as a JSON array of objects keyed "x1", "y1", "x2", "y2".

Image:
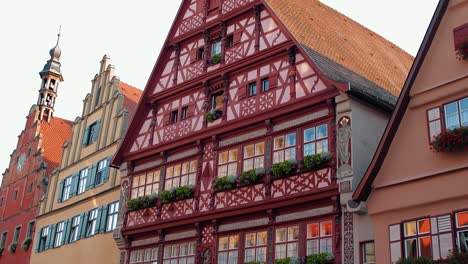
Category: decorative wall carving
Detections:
[
  {"x1": 337, "y1": 116, "x2": 352, "y2": 178},
  {"x1": 343, "y1": 212, "x2": 354, "y2": 264}
]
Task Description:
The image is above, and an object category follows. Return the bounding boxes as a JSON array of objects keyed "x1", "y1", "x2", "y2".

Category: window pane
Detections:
[
  {"x1": 219, "y1": 237, "x2": 229, "y2": 250},
  {"x1": 304, "y1": 143, "x2": 316, "y2": 156},
  {"x1": 320, "y1": 221, "x2": 333, "y2": 236},
  {"x1": 316, "y1": 140, "x2": 328, "y2": 153},
  {"x1": 245, "y1": 248, "x2": 255, "y2": 262},
  {"x1": 218, "y1": 252, "x2": 228, "y2": 264},
  {"x1": 364, "y1": 242, "x2": 376, "y2": 263},
  {"x1": 219, "y1": 151, "x2": 228, "y2": 164},
  {"x1": 405, "y1": 239, "x2": 417, "y2": 258},
  {"x1": 276, "y1": 228, "x2": 287, "y2": 242},
  {"x1": 229, "y1": 149, "x2": 238, "y2": 162},
  {"x1": 316, "y1": 125, "x2": 328, "y2": 139},
  {"x1": 307, "y1": 240, "x2": 319, "y2": 255},
  {"x1": 245, "y1": 233, "x2": 256, "y2": 247},
  {"x1": 288, "y1": 226, "x2": 299, "y2": 241},
  {"x1": 133, "y1": 176, "x2": 139, "y2": 187},
  {"x1": 307, "y1": 223, "x2": 319, "y2": 238},
  {"x1": 429, "y1": 121, "x2": 441, "y2": 139},
  {"x1": 228, "y1": 251, "x2": 238, "y2": 264},
  {"x1": 427, "y1": 108, "x2": 440, "y2": 121},
  {"x1": 190, "y1": 161, "x2": 197, "y2": 172},
  {"x1": 320, "y1": 238, "x2": 332, "y2": 253},
  {"x1": 218, "y1": 165, "x2": 227, "y2": 177},
  {"x1": 174, "y1": 164, "x2": 181, "y2": 176},
  {"x1": 182, "y1": 162, "x2": 190, "y2": 175},
  {"x1": 274, "y1": 136, "x2": 284, "y2": 150},
  {"x1": 273, "y1": 151, "x2": 284, "y2": 163},
  {"x1": 254, "y1": 157, "x2": 264, "y2": 169},
  {"x1": 243, "y1": 159, "x2": 253, "y2": 171},
  {"x1": 166, "y1": 166, "x2": 173, "y2": 178},
  {"x1": 445, "y1": 102, "x2": 458, "y2": 115},
  {"x1": 404, "y1": 221, "x2": 417, "y2": 237},
  {"x1": 139, "y1": 175, "x2": 146, "y2": 185},
  {"x1": 304, "y1": 128, "x2": 316, "y2": 142},
  {"x1": 227, "y1": 163, "x2": 237, "y2": 176},
  {"x1": 457, "y1": 211, "x2": 468, "y2": 227},
  {"x1": 287, "y1": 242, "x2": 298, "y2": 257},
  {"x1": 284, "y1": 148, "x2": 296, "y2": 161},
  {"x1": 154, "y1": 171, "x2": 161, "y2": 181},
  {"x1": 229, "y1": 235, "x2": 238, "y2": 249},
  {"x1": 257, "y1": 232, "x2": 267, "y2": 245},
  {"x1": 255, "y1": 142, "x2": 265, "y2": 155},
  {"x1": 256, "y1": 247, "x2": 266, "y2": 262},
  {"x1": 275, "y1": 244, "x2": 286, "y2": 259},
  {"x1": 244, "y1": 145, "x2": 254, "y2": 158},
  {"x1": 418, "y1": 219, "x2": 430, "y2": 234},
  {"x1": 285, "y1": 133, "x2": 296, "y2": 147},
  {"x1": 419, "y1": 236, "x2": 432, "y2": 258}
]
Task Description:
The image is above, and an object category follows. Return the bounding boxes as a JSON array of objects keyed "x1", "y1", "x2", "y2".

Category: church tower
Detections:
[{"x1": 37, "y1": 31, "x2": 63, "y2": 122}]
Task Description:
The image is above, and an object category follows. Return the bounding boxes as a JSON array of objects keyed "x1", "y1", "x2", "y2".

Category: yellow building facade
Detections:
[{"x1": 30, "y1": 55, "x2": 141, "y2": 264}]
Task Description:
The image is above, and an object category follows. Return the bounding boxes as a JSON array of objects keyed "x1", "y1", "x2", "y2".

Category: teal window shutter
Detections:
[
  {"x1": 69, "y1": 173, "x2": 79, "y2": 197},
  {"x1": 79, "y1": 212, "x2": 89, "y2": 239},
  {"x1": 57, "y1": 180, "x2": 64, "y2": 202},
  {"x1": 82, "y1": 126, "x2": 90, "y2": 146},
  {"x1": 86, "y1": 164, "x2": 97, "y2": 190},
  {"x1": 46, "y1": 224, "x2": 56, "y2": 249},
  {"x1": 94, "y1": 207, "x2": 103, "y2": 234},
  {"x1": 35, "y1": 228, "x2": 43, "y2": 252},
  {"x1": 63, "y1": 219, "x2": 71, "y2": 244},
  {"x1": 99, "y1": 205, "x2": 109, "y2": 233},
  {"x1": 92, "y1": 120, "x2": 101, "y2": 142},
  {"x1": 102, "y1": 157, "x2": 112, "y2": 183}
]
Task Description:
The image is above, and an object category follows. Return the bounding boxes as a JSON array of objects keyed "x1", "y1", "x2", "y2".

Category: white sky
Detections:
[{"x1": 0, "y1": 0, "x2": 438, "y2": 175}]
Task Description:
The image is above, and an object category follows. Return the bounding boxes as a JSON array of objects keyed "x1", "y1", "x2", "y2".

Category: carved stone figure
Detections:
[
  {"x1": 203, "y1": 248, "x2": 212, "y2": 264},
  {"x1": 337, "y1": 117, "x2": 353, "y2": 178}
]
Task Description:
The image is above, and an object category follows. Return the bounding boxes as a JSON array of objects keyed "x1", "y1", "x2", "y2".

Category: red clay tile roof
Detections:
[
  {"x1": 118, "y1": 82, "x2": 142, "y2": 114},
  {"x1": 39, "y1": 116, "x2": 73, "y2": 167},
  {"x1": 264, "y1": 0, "x2": 414, "y2": 96}
]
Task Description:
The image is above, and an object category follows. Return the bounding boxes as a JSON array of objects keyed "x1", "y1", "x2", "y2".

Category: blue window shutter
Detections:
[
  {"x1": 69, "y1": 173, "x2": 79, "y2": 197},
  {"x1": 95, "y1": 207, "x2": 103, "y2": 234},
  {"x1": 102, "y1": 157, "x2": 112, "y2": 183},
  {"x1": 82, "y1": 126, "x2": 90, "y2": 146},
  {"x1": 99, "y1": 205, "x2": 109, "y2": 233},
  {"x1": 92, "y1": 120, "x2": 101, "y2": 142},
  {"x1": 57, "y1": 180, "x2": 64, "y2": 202},
  {"x1": 86, "y1": 164, "x2": 97, "y2": 190},
  {"x1": 63, "y1": 219, "x2": 71, "y2": 244},
  {"x1": 79, "y1": 212, "x2": 89, "y2": 238},
  {"x1": 35, "y1": 228, "x2": 43, "y2": 252}
]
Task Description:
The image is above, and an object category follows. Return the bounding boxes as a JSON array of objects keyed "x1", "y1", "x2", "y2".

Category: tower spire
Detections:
[{"x1": 36, "y1": 29, "x2": 64, "y2": 122}]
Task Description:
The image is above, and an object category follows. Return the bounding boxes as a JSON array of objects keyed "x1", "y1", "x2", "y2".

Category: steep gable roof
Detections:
[
  {"x1": 118, "y1": 81, "x2": 142, "y2": 114},
  {"x1": 39, "y1": 116, "x2": 73, "y2": 167},
  {"x1": 353, "y1": 0, "x2": 449, "y2": 202},
  {"x1": 264, "y1": 0, "x2": 414, "y2": 96}
]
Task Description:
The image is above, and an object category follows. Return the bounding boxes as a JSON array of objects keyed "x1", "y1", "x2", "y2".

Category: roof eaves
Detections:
[{"x1": 352, "y1": 0, "x2": 450, "y2": 202}]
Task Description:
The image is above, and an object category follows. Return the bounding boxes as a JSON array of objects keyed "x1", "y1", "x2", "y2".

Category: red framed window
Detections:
[
  {"x1": 361, "y1": 241, "x2": 376, "y2": 264},
  {"x1": 242, "y1": 142, "x2": 265, "y2": 171},
  {"x1": 131, "y1": 170, "x2": 161, "y2": 199},
  {"x1": 244, "y1": 231, "x2": 267, "y2": 263},
  {"x1": 455, "y1": 211, "x2": 468, "y2": 251},
  {"x1": 306, "y1": 221, "x2": 333, "y2": 255},
  {"x1": 303, "y1": 124, "x2": 328, "y2": 156},
  {"x1": 218, "y1": 235, "x2": 239, "y2": 264},
  {"x1": 273, "y1": 132, "x2": 297, "y2": 163},
  {"x1": 129, "y1": 247, "x2": 159, "y2": 264},
  {"x1": 218, "y1": 149, "x2": 238, "y2": 177},
  {"x1": 403, "y1": 218, "x2": 432, "y2": 259},
  {"x1": 163, "y1": 242, "x2": 196, "y2": 264},
  {"x1": 164, "y1": 160, "x2": 197, "y2": 190},
  {"x1": 275, "y1": 225, "x2": 299, "y2": 259}
]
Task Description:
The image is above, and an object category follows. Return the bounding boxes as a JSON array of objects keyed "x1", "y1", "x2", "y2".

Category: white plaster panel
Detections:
[
  {"x1": 389, "y1": 224, "x2": 401, "y2": 242},
  {"x1": 165, "y1": 230, "x2": 197, "y2": 241},
  {"x1": 219, "y1": 218, "x2": 269, "y2": 232},
  {"x1": 276, "y1": 206, "x2": 333, "y2": 223}
]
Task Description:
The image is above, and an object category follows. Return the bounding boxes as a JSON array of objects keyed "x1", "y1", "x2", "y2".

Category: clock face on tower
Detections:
[{"x1": 17, "y1": 154, "x2": 26, "y2": 173}]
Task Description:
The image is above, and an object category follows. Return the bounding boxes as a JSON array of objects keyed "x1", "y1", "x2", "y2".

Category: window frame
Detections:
[
  {"x1": 402, "y1": 218, "x2": 432, "y2": 259},
  {"x1": 171, "y1": 110, "x2": 179, "y2": 123},
  {"x1": 0, "y1": 231, "x2": 7, "y2": 250},
  {"x1": 39, "y1": 226, "x2": 49, "y2": 252},
  {"x1": 62, "y1": 176, "x2": 72, "y2": 201},
  {"x1": 306, "y1": 220, "x2": 333, "y2": 255},
  {"x1": 54, "y1": 221, "x2": 65, "y2": 248},
  {"x1": 131, "y1": 169, "x2": 161, "y2": 199},
  {"x1": 217, "y1": 234, "x2": 239, "y2": 264},
  {"x1": 26, "y1": 221, "x2": 35, "y2": 239},
  {"x1": 217, "y1": 148, "x2": 239, "y2": 178},
  {"x1": 106, "y1": 202, "x2": 120, "y2": 232},
  {"x1": 248, "y1": 82, "x2": 257, "y2": 97},
  {"x1": 211, "y1": 39, "x2": 222, "y2": 57},
  {"x1": 261, "y1": 78, "x2": 270, "y2": 92},
  {"x1": 455, "y1": 210, "x2": 468, "y2": 251},
  {"x1": 211, "y1": 91, "x2": 224, "y2": 111},
  {"x1": 88, "y1": 122, "x2": 99, "y2": 145},
  {"x1": 95, "y1": 158, "x2": 108, "y2": 186},
  {"x1": 242, "y1": 141, "x2": 265, "y2": 171},
  {"x1": 12, "y1": 188, "x2": 18, "y2": 201},
  {"x1": 130, "y1": 246, "x2": 159, "y2": 264},
  {"x1": 302, "y1": 123, "x2": 329, "y2": 156},
  {"x1": 181, "y1": 106, "x2": 188, "y2": 120},
  {"x1": 274, "y1": 225, "x2": 300, "y2": 260},
  {"x1": 13, "y1": 225, "x2": 21, "y2": 243},
  {"x1": 86, "y1": 209, "x2": 99, "y2": 237},
  {"x1": 272, "y1": 131, "x2": 297, "y2": 164},
  {"x1": 77, "y1": 168, "x2": 88, "y2": 195},
  {"x1": 69, "y1": 215, "x2": 81, "y2": 243},
  {"x1": 426, "y1": 96, "x2": 468, "y2": 143},
  {"x1": 164, "y1": 159, "x2": 198, "y2": 190},
  {"x1": 244, "y1": 230, "x2": 268, "y2": 263},
  {"x1": 360, "y1": 241, "x2": 376, "y2": 264},
  {"x1": 162, "y1": 241, "x2": 196, "y2": 264}
]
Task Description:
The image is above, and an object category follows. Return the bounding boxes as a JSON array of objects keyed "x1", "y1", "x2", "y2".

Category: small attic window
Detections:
[
  {"x1": 454, "y1": 23, "x2": 468, "y2": 60},
  {"x1": 95, "y1": 86, "x2": 102, "y2": 107}
]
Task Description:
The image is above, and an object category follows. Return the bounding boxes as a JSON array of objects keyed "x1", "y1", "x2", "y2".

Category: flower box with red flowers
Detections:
[
  {"x1": 456, "y1": 40, "x2": 468, "y2": 60},
  {"x1": 432, "y1": 127, "x2": 468, "y2": 152}
]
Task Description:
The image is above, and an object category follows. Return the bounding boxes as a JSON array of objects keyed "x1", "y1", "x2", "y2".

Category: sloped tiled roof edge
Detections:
[
  {"x1": 301, "y1": 44, "x2": 397, "y2": 111},
  {"x1": 264, "y1": 0, "x2": 414, "y2": 96},
  {"x1": 353, "y1": 0, "x2": 449, "y2": 202}
]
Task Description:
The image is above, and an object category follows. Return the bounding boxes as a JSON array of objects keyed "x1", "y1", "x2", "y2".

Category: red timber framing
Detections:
[{"x1": 113, "y1": 0, "x2": 350, "y2": 263}]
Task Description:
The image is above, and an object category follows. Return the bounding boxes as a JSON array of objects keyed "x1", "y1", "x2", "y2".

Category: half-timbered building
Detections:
[{"x1": 112, "y1": 1, "x2": 413, "y2": 263}]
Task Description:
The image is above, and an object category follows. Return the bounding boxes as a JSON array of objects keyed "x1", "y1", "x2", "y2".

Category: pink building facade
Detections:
[{"x1": 354, "y1": 0, "x2": 468, "y2": 262}]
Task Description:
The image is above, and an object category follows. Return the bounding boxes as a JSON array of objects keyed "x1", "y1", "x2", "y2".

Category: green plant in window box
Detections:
[
  {"x1": 396, "y1": 257, "x2": 436, "y2": 264},
  {"x1": 303, "y1": 151, "x2": 332, "y2": 170},
  {"x1": 271, "y1": 159, "x2": 298, "y2": 179},
  {"x1": 175, "y1": 185, "x2": 195, "y2": 199},
  {"x1": 8, "y1": 242, "x2": 17, "y2": 253},
  {"x1": 274, "y1": 256, "x2": 301, "y2": 264},
  {"x1": 21, "y1": 238, "x2": 32, "y2": 250},
  {"x1": 431, "y1": 127, "x2": 468, "y2": 152},
  {"x1": 205, "y1": 109, "x2": 222, "y2": 122},
  {"x1": 306, "y1": 253, "x2": 334, "y2": 264},
  {"x1": 127, "y1": 197, "x2": 141, "y2": 211},
  {"x1": 214, "y1": 175, "x2": 238, "y2": 191},
  {"x1": 211, "y1": 54, "x2": 221, "y2": 64},
  {"x1": 245, "y1": 261, "x2": 266, "y2": 264},
  {"x1": 160, "y1": 188, "x2": 177, "y2": 204},
  {"x1": 240, "y1": 168, "x2": 265, "y2": 185}
]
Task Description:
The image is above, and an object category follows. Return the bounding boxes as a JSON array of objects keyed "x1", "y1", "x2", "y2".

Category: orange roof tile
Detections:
[
  {"x1": 39, "y1": 116, "x2": 73, "y2": 167},
  {"x1": 264, "y1": 0, "x2": 414, "y2": 96},
  {"x1": 118, "y1": 82, "x2": 142, "y2": 114}
]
